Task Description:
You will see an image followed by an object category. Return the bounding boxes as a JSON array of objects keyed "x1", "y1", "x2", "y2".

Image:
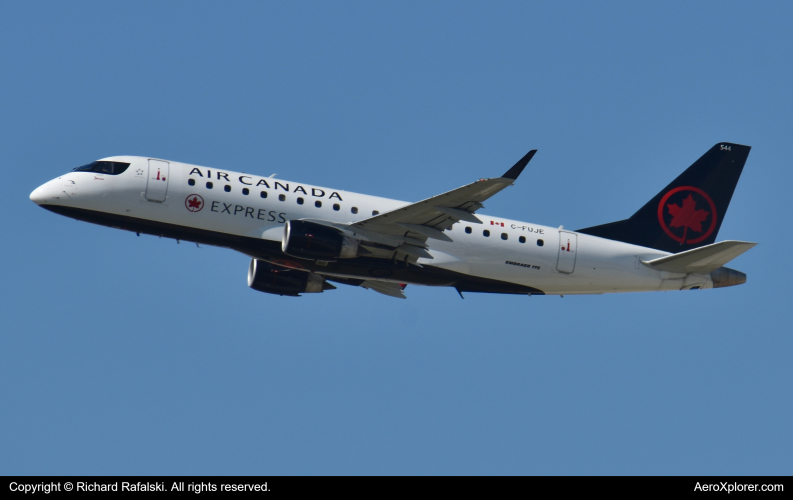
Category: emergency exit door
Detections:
[
  {"x1": 556, "y1": 231, "x2": 577, "y2": 274},
  {"x1": 145, "y1": 159, "x2": 170, "y2": 202}
]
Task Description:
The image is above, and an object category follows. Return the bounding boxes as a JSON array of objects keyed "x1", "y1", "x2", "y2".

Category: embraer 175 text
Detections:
[{"x1": 31, "y1": 143, "x2": 755, "y2": 299}]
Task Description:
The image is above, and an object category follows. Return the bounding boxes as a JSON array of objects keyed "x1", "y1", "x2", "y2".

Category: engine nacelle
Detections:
[
  {"x1": 710, "y1": 266, "x2": 747, "y2": 288},
  {"x1": 282, "y1": 220, "x2": 359, "y2": 260},
  {"x1": 247, "y1": 259, "x2": 335, "y2": 296}
]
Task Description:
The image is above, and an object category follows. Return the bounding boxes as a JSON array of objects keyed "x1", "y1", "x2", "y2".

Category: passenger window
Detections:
[
  {"x1": 224, "y1": 185, "x2": 231, "y2": 192},
  {"x1": 537, "y1": 239, "x2": 544, "y2": 247},
  {"x1": 297, "y1": 197, "x2": 304, "y2": 205},
  {"x1": 501, "y1": 233, "x2": 508, "y2": 240},
  {"x1": 242, "y1": 188, "x2": 249, "y2": 195},
  {"x1": 188, "y1": 179, "x2": 195, "y2": 186},
  {"x1": 519, "y1": 236, "x2": 526, "y2": 243},
  {"x1": 465, "y1": 227, "x2": 472, "y2": 234},
  {"x1": 260, "y1": 191, "x2": 267, "y2": 198},
  {"x1": 206, "y1": 182, "x2": 213, "y2": 189},
  {"x1": 333, "y1": 204, "x2": 340, "y2": 211},
  {"x1": 351, "y1": 207, "x2": 358, "y2": 214},
  {"x1": 315, "y1": 200, "x2": 322, "y2": 208},
  {"x1": 483, "y1": 230, "x2": 490, "y2": 237},
  {"x1": 279, "y1": 194, "x2": 286, "y2": 202}
]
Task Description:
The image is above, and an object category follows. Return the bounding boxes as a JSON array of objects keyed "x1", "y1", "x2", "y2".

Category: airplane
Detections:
[{"x1": 30, "y1": 143, "x2": 755, "y2": 299}]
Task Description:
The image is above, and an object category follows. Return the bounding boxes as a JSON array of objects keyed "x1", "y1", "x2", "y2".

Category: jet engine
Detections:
[
  {"x1": 282, "y1": 220, "x2": 359, "y2": 260},
  {"x1": 710, "y1": 267, "x2": 747, "y2": 288},
  {"x1": 247, "y1": 259, "x2": 335, "y2": 296}
]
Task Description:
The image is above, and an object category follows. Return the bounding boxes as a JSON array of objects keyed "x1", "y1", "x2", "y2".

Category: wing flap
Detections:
[
  {"x1": 361, "y1": 280, "x2": 407, "y2": 299},
  {"x1": 396, "y1": 223, "x2": 453, "y2": 241},
  {"x1": 435, "y1": 206, "x2": 482, "y2": 223}
]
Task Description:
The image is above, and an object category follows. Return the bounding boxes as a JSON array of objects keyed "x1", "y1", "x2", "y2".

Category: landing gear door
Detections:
[
  {"x1": 556, "y1": 231, "x2": 577, "y2": 274},
  {"x1": 146, "y1": 159, "x2": 170, "y2": 202}
]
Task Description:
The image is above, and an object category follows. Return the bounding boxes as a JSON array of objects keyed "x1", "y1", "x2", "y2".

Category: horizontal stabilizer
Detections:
[
  {"x1": 361, "y1": 280, "x2": 407, "y2": 299},
  {"x1": 641, "y1": 240, "x2": 756, "y2": 274}
]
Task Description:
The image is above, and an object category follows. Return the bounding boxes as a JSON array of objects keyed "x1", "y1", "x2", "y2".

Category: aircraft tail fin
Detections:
[{"x1": 578, "y1": 142, "x2": 750, "y2": 253}]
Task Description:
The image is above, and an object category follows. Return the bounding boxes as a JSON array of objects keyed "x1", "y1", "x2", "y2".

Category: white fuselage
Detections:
[{"x1": 30, "y1": 156, "x2": 700, "y2": 295}]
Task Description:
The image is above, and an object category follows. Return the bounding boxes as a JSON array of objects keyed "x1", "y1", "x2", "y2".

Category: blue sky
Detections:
[{"x1": 2, "y1": 1, "x2": 791, "y2": 475}]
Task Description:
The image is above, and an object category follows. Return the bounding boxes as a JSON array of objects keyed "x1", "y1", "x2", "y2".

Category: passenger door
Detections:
[
  {"x1": 145, "y1": 159, "x2": 170, "y2": 202},
  {"x1": 556, "y1": 230, "x2": 577, "y2": 274}
]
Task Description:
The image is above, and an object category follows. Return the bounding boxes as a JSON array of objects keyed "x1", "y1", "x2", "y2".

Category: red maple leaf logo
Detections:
[
  {"x1": 185, "y1": 194, "x2": 204, "y2": 212},
  {"x1": 666, "y1": 194, "x2": 709, "y2": 243}
]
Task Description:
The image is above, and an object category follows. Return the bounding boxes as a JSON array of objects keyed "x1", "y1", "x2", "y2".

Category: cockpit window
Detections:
[{"x1": 72, "y1": 161, "x2": 131, "y2": 175}]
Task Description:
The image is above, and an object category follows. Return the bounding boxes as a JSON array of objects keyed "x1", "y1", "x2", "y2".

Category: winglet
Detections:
[{"x1": 501, "y1": 150, "x2": 537, "y2": 180}]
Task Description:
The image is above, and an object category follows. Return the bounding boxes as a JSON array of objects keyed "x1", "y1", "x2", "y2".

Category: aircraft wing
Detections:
[
  {"x1": 349, "y1": 150, "x2": 536, "y2": 253},
  {"x1": 293, "y1": 150, "x2": 535, "y2": 263}
]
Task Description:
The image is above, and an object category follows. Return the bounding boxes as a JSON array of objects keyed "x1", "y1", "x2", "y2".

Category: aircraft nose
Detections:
[
  {"x1": 30, "y1": 180, "x2": 60, "y2": 205},
  {"x1": 30, "y1": 185, "x2": 47, "y2": 205}
]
